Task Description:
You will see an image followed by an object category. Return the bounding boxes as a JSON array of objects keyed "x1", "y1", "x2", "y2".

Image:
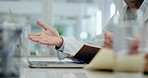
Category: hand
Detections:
[
  {"x1": 129, "y1": 38, "x2": 139, "y2": 54},
  {"x1": 128, "y1": 35, "x2": 140, "y2": 54},
  {"x1": 104, "y1": 32, "x2": 113, "y2": 48},
  {"x1": 129, "y1": 40, "x2": 148, "y2": 71},
  {"x1": 28, "y1": 21, "x2": 63, "y2": 47}
]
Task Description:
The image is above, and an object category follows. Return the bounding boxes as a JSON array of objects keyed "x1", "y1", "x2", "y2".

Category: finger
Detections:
[
  {"x1": 29, "y1": 35, "x2": 42, "y2": 39},
  {"x1": 38, "y1": 40, "x2": 48, "y2": 45},
  {"x1": 28, "y1": 32, "x2": 43, "y2": 37},
  {"x1": 29, "y1": 36, "x2": 50, "y2": 45},
  {"x1": 37, "y1": 21, "x2": 49, "y2": 30},
  {"x1": 30, "y1": 37, "x2": 49, "y2": 45},
  {"x1": 28, "y1": 35, "x2": 41, "y2": 39},
  {"x1": 29, "y1": 37, "x2": 42, "y2": 42}
]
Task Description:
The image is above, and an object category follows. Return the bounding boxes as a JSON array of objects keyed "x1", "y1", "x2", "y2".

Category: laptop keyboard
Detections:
[{"x1": 29, "y1": 61, "x2": 84, "y2": 65}]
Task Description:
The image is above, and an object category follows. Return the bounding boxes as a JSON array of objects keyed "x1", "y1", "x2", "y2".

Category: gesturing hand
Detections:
[{"x1": 28, "y1": 21, "x2": 63, "y2": 47}]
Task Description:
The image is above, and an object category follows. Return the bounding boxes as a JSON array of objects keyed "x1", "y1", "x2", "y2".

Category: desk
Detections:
[{"x1": 21, "y1": 57, "x2": 148, "y2": 78}]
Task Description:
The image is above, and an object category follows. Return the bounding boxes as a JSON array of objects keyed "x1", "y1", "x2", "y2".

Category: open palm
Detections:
[{"x1": 28, "y1": 21, "x2": 63, "y2": 47}]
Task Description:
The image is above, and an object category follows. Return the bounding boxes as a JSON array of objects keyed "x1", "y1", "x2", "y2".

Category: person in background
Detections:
[
  {"x1": 105, "y1": 0, "x2": 147, "y2": 48},
  {"x1": 105, "y1": 0, "x2": 148, "y2": 71},
  {"x1": 28, "y1": 0, "x2": 148, "y2": 62}
]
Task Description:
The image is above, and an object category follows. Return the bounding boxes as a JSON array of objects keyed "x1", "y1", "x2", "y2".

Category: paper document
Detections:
[{"x1": 84, "y1": 47, "x2": 147, "y2": 72}]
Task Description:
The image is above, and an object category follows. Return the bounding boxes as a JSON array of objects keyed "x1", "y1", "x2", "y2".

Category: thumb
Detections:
[{"x1": 37, "y1": 21, "x2": 49, "y2": 30}]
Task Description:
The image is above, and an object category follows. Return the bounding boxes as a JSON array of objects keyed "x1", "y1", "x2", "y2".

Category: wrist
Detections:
[{"x1": 56, "y1": 36, "x2": 63, "y2": 47}]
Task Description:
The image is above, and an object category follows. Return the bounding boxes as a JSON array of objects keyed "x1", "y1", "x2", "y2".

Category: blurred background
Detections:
[{"x1": 0, "y1": 0, "x2": 124, "y2": 56}]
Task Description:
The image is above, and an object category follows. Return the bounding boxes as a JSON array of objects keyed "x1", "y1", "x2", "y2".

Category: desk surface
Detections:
[
  {"x1": 21, "y1": 68, "x2": 148, "y2": 78},
  {"x1": 21, "y1": 57, "x2": 148, "y2": 78}
]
